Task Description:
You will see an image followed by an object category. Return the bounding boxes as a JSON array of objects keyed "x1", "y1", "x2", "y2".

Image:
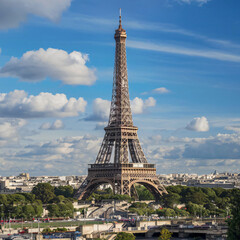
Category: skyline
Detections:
[{"x1": 0, "y1": 0, "x2": 240, "y2": 176}]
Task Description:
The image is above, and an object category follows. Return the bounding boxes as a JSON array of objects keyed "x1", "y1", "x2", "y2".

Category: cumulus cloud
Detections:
[
  {"x1": 131, "y1": 97, "x2": 156, "y2": 114},
  {"x1": 186, "y1": 116, "x2": 209, "y2": 132},
  {"x1": 85, "y1": 98, "x2": 111, "y2": 121},
  {"x1": 0, "y1": 0, "x2": 71, "y2": 30},
  {"x1": 0, "y1": 90, "x2": 87, "y2": 118},
  {"x1": 153, "y1": 87, "x2": 170, "y2": 94},
  {"x1": 0, "y1": 48, "x2": 96, "y2": 85},
  {"x1": 0, "y1": 119, "x2": 26, "y2": 146},
  {"x1": 40, "y1": 119, "x2": 64, "y2": 130}
]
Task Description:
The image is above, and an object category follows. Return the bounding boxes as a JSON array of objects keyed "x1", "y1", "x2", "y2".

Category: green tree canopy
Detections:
[
  {"x1": 135, "y1": 185, "x2": 154, "y2": 200},
  {"x1": 162, "y1": 192, "x2": 181, "y2": 208},
  {"x1": 32, "y1": 183, "x2": 55, "y2": 204},
  {"x1": 54, "y1": 186, "x2": 74, "y2": 198},
  {"x1": 227, "y1": 190, "x2": 240, "y2": 239}
]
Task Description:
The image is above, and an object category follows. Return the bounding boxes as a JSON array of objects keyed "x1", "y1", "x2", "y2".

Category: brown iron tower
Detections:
[{"x1": 76, "y1": 12, "x2": 167, "y2": 201}]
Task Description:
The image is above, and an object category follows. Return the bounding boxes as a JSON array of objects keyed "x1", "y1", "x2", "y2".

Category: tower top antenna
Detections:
[{"x1": 119, "y1": 8, "x2": 122, "y2": 27}]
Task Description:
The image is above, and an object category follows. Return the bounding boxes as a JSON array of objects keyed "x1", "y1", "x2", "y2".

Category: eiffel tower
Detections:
[{"x1": 76, "y1": 12, "x2": 167, "y2": 201}]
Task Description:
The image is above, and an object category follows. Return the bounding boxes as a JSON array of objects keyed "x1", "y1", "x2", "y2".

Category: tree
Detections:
[
  {"x1": 162, "y1": 193, "x2": 181, "y2": 208},
  {"x1": 54, "y1": 186, "x2": 74, "y2": 198},
  {"x1": 32, "y1": 201, "x2": 43, "y2": 217},
  {"x1": 191, "y1": 192, "x2": 208, "y2": 205},
  {"x1": 12, "y1": 194, "x2": 26, "y2": 204},
  {"x1": 47, "y1": 204, "x2": 60, "y2": 217},
  {"x1": 135, "y1": 185, "x2": 154, "y2": 200},
  {"x1": 20, "y1": 193, "x2": 36, "y2": 203},
  {"x1": 115, "y1": 232, "x2": 135, "y2": 240},
  {"x1": 159, "y1": 228, "x2": 172, "y2": 240},
  {"x1": 32, "y1": 183, "x2": 55, "y2": 204},
  {"x1": 22, "y1": 205, "x2": 35, "y2": 219},
  {"x1": 227, "y1": 190, "x2": 240, "y2": 239},
  {"x1": 0, "y1": 195, "x2": 7, "y2": 205},
  {"x1": 52, "y1": 195, "x2": 65, "y2": 203}
]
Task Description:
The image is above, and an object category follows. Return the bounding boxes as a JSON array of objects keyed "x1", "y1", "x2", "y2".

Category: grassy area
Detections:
[{"x1": 3, "y1": 221, "x2": 104, "y2": 230}]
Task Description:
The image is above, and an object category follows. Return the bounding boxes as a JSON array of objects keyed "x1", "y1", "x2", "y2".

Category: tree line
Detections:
[{"x1": 0, "y1": 184, "x2": 75, "y2": 219}]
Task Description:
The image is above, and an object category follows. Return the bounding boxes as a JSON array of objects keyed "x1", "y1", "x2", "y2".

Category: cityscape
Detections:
[
  {"x1": 1, "y1": 171, "x2": 240, "y2": 194},
  {"x1": 0, "y1": 0, "x2": 240, "y2": 240}
]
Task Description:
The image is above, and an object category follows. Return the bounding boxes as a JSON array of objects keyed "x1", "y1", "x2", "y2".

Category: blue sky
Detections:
[{"x1": 0, "y1": 0, "x2": 240, "y2": 176}]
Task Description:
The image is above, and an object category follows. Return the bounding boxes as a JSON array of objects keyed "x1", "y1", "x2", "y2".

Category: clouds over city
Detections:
[
  {"x1": 0, "y1": 90, "x2": 87, "y2": 118},
  {"x1": 0, "y1": 0, "x2": 71, "y2": 29},
  {"x1": 144, "y1": 132, "x2": 240, "y2": 173},
  {"x1": 183, "y1": 133, "x2": 240, "y2": 160},
  {"x1": 9, "y1": 135, "x2": 102, "y2": 175},
  {"x1": 0, "y1": 48, "x2": 96, "y2": 85},
  {"x1": 1, "y1": 129, "x2": 239, "y2": 176}
]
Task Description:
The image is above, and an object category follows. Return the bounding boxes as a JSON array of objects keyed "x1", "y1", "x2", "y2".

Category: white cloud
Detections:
[
  {"x1": 12, "y1": 135, "x2": 102, "y2": 175},
  {"x1": 0, "y1": 0, "x2": 71, "y2": 29},
  {"x1": 0, "y1": 119, "x2": 26, "y2": 146},
  {"x1": 131, "y1": 97, "x2": 156, "y2": 114},
  {"x1": 0, "y1": 48, "x2": 96, "y2": 85},
  {"x1": 1, "y1": 129, "x2": 240, "y2": 175},
  {"x1": 85, "y1": 98, "x2": 111, "y2": 121},
  {"x1": 0, "y1": 90, "x2": 87, "y2": 118},
  {"x1": 127, "y1": 40, "x2": 240, "y2": 63},
  {"x1": 142, "y1": 132, "x2": 240, "y2": 174},
  {"x1": 40, "y1": 119, "x2": 64, "y2": 130},
  {"x1": 153, "y1": 87, "x2": 170, "y2": 94},
  {"x1": 183, "y1": 133, "x2": 240, "y2": 160},
  {"x1": 186, "y1": 116, "x2": 209, "y2": 132}
]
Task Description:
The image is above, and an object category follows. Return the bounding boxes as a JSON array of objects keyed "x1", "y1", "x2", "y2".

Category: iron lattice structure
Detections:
[{"x1": 75, "y1": 14, "x2": 167, "y2": 201}]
